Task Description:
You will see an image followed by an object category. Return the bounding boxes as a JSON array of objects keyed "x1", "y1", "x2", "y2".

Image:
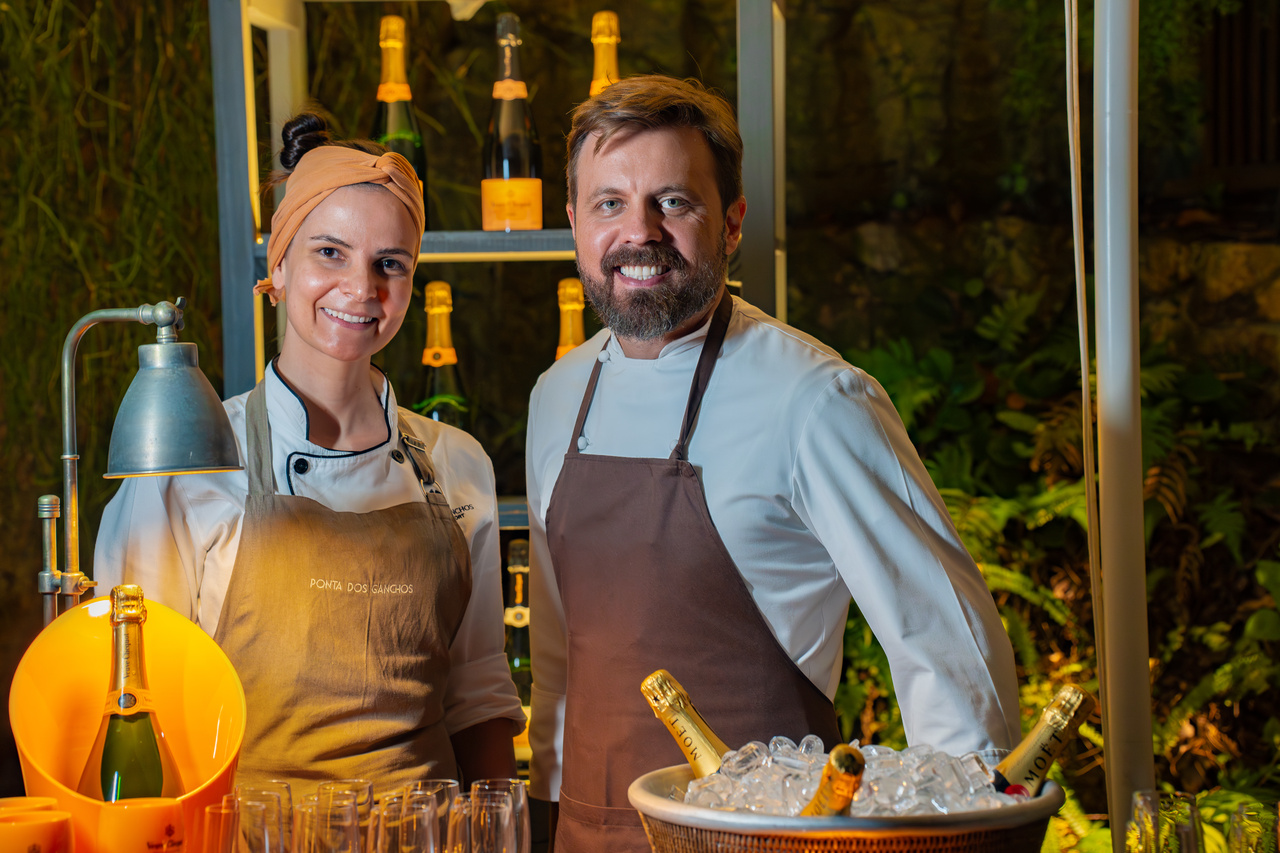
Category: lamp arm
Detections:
[{"x1": 55, "y1": 299, "x2": 185, "y2": 608}]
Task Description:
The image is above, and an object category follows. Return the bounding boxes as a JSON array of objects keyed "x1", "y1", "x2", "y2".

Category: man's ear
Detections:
[
  {"x1": 724, "y1": 197, "x2": 746, "y2": 255},
  {"x1": 566, "y1": 202, "x2": 577, "y2": 240}
]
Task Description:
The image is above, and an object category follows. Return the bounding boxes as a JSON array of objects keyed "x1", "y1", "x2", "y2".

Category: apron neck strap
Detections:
[
  {"x1": 397, "y1": 413, "x2": 440, "y2": 496},
  {"x1": 244, "y1": 382, "x2": 276, "y2": 496},
  {"x1": 671, "y1": 289, "x2": 733, "y2": 461},
  {"x1": 565, "y1": 289, "x2": 734, "y2": 460}
]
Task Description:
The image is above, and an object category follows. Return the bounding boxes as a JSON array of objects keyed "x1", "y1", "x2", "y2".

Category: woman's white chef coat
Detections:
[{"x1": 94, "y1": 361, "x2": 525, "y2": 737}]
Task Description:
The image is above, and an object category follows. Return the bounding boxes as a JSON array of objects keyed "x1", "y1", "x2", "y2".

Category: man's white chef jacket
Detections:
[
  {"x1": 525, "y1": 296, "x2": 1021, "y2": 800},
  {"x1": 94, "y1": 361, "x2": 525, "y2": 737}
]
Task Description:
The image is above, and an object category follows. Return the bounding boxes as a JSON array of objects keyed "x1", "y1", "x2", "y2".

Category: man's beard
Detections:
[{"x1": 578, "y1": 233, "x2": 727, "y2": 341}]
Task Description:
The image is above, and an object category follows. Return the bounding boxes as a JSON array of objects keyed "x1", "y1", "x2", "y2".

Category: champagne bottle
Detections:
[
  {"x1": 481, "y1": 13, "x2": 542, "y2": 232},
  {"x1": 504, "y1": 538, "x2": 532, "y2": 705},
  {"x1": 77, "y1": 585, "x2": 184, "y2": 802},
  {"x1": 992, "y1": 685, "x2": 1096, "y2": 797},
  {"x1": 556, "y1": 277, "x2": 586, "y2": 360},
  {"x1": 641, "y1": 669, "x2": 729, "y2": 778},
  {"x1": 799, "y1": 744, "x2": 866, "y2": 816},
  {"x1": 371, "y1": 14, "x2": 428, "y2": 214},
  {"x1": 589, "y1": 12, "x2": 620, "y2": 97},
  {"x1": 416, "y1": 281, "x2": 468, "y2": 428}
]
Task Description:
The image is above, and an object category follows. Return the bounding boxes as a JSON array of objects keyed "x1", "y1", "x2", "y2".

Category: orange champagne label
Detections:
[
  {"x1": 422, "y1": 346, "x2": 458, "y2": 366},
  {"x1": 492, "y1": 79, "x2": 528, "y2": 100},
  {"x1": 377, "y1": 82, "x2": 413, "y2": 103},
  {"x1": 481, "y1": 178, "x2": 542, "y2": 231}
]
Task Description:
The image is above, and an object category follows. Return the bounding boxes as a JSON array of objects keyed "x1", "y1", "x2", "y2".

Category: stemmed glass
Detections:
[
  {"x1": 468, "y1": 791, "x2": 515, "y2": 853},
  {"x1": 1228, "y1": 802, "x2": 1278, "y2": 853},
  {"x1": 1129, "y1": 790, "x2": 1204, "y2": 853},
  {"x1": 203, "y1": 801, "x2": 241, "y2": 853},
  {"x1": 470, "y1": 780, "x2": 529, "y2": 853},
  {"x1": 318, "y1": 779, "x2": 374, "y2": 851},
  {"x1": 293, "y1": 797, "x2": 359, "y2": 853},
  {"x1": 404, "y1": 779, "x2": 460, "y2": 848},
  {"x1": 398, "y1": 796, "x2": 440, "y2": 853},
  {"x1": 237, "y1": 780, "x2": 294, "y2": 852}
]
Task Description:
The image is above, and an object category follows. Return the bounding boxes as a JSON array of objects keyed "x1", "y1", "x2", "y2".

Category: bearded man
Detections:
[{"x1": 524, "y1": 74, "x2": 1021, "y2": 853}]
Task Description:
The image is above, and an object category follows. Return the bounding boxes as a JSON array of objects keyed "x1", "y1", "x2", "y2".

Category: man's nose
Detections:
[{"x1": 619, "y1": 203, "x2": 664, "y2": 244}]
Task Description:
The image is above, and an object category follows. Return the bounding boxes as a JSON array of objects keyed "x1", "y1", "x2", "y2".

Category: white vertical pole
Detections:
[{"x1": 1093, "y1": 0, "x2": 1156, "y2": 847}]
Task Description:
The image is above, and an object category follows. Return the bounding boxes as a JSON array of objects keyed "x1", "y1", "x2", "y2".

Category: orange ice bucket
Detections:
[{"x1": 9, "y1": 596, "x2": 247, "y2": 853}]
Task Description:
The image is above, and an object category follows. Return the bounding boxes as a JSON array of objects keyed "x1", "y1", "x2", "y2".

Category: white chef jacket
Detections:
[
  {"x1": 94, "y1": 361, "x2": 525, "y2": 737},
  {"x1": 525, "y1": 295, "x2": 1021, "y2": 800}
]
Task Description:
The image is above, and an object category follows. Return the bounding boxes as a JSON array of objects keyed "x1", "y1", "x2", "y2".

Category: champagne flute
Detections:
[
  {"x1": 404, "y1": 780, "x2": 459, "y2": 847},
  {"x1": 1131, "y1": 790, "x2": 1204, "y2": 853},
  {"x1": 399, "y1": 797, "x2": 439, "y2": 853},
  {"x1": 203, "y1": 802, "x2": 241, "y2": 853},
  {"x1": 443, "y1": 795, "x2": 471, "y2": 853},
  {"x1": 293, "y1": 799, "x2": 359, "y2": 853},
  {"x1": 1229, "y1": 802, "x2": 1278, "y2": 853},
  {"x1": 470, "y1": 780, "x2": 529, "y2": 853},
  {"x1": 372, "y1": 795, "x2": 403, "y2": 853},
  {"x1": 239, "y1": 780, "x2": 294, "y2": 851},
  {"x1": 469, "y1": 791, "x2": 514, "y2": 853},
  {"x1": 235, "y1": 790, "x2": 284, "y2": 853},
  {"x1": 319, "y1": 779, "x2": 375, "y2": 850}
]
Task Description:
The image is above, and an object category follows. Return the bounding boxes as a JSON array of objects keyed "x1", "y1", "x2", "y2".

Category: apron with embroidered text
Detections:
[
  {"x1": 545, "y1": 291, "x2": 842, "y2": 852},
  {"x1": 213, "y1": 382, "x2": 471, "y2": 795}
]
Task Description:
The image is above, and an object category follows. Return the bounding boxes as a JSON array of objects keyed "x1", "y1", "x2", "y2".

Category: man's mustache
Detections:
[{"x1": 600, "y1": 245, "x2": 688, "y2": 277}]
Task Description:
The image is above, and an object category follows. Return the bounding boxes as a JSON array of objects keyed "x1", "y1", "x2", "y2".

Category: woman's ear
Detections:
[{"x1": 266, "y1": 260, "x2": 287, "y2": 306}]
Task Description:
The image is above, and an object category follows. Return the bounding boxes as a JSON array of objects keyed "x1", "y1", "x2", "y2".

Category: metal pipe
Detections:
[
  {"x1": 1094, "y1": 0, "x2": 1155, "y2": 844},
  {"x1": 53, "y1": 301, "x2": 182, "y2": 617},
  {"x1": 38, "y1": 495, "x2": 60, "y2": 627}
]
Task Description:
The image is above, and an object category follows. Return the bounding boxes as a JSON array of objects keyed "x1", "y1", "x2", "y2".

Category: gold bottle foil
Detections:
[
  {"x1": 800, "y1": 744, "x2": 866, "y2": 816},
  {"x1": 641, "y1": 669, "x2": 730, "y2": 778}
]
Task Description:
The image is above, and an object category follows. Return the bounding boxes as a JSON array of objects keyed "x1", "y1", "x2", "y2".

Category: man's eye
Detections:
[
  {"x1": 660, "y1": 198, "x2": 685, "y2": 210},
  {"x1": 600, "y1": 199, "x2": 620, "y2": 210}
]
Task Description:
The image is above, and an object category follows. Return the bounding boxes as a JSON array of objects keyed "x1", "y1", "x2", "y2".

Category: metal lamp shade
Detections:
[{"x1": 105, "y1": 341, "x2": 242, "y2": 477}]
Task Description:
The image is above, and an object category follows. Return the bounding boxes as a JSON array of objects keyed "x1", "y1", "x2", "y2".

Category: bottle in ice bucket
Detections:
[
  {"x1": 993, "y1": 684, "x2": 1095, "y2": 797},
  {"x1": 77, "y1": 585, "x2": 185, "y2": 801},
  {"x1": 799, "y1": 744, "x2": 866, "y2": 816},
  {"x1": 641, "y1": 669, "x2": 729, "y2": 778}
]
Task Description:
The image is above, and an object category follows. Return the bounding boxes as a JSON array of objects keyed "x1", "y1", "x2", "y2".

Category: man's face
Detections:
[{"x1": 567, "y1": 126, "x2": 745, "y2": 341}]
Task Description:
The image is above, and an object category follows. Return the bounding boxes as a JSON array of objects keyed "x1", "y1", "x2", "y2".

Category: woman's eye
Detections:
[
  {"x1": 380, "y1": 258, "x2": 406, "y2": 273},
  {"x1": 319, "y1": 247, "x2": 340, "y2": 259}
]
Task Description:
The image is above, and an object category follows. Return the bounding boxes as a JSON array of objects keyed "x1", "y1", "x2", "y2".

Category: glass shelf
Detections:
[{"x1": 253, "y1": 229, "x2": 576, "y2": 264}]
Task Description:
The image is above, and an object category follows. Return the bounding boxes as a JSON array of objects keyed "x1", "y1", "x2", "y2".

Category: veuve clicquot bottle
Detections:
[
  {"x1": 641, "y1": 669, "x2": 730, "y2": 778},
  {"x1": 372, "y1": 14, "x2": 428, "y2": 214},
  {"x1": 416, "y1": 281, "x2": 468, "y2": 429},
  {"x1": 589, "y1": 11, "x2": 620, "y2": 97},
  {"x1": 799, "y1": 744, "x2": 866, "y2": 816},
  {"x1": 556, "y1": 277, "x2": 586, "y2": 360},
  {"x1": 992, "y1": 684, "x2": 1096, "y2": 797},
  {"x1": 482, "y1": 13, "x2": 542, "y2": 232},
  {"x1": 77, "y1": 585, "x2": 185, "y2": 801},
  {"x1": 504, "y1": 538, "x2": 532, "y2": 706}
]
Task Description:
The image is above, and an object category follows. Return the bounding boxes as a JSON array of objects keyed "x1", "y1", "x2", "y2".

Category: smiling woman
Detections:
[{"x1": 92, "y1": 113, "x2": 526, "y2": 798}]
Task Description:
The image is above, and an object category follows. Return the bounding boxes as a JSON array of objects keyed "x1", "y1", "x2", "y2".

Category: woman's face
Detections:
[{"x1": 274, "y1": 184, "x2": 419, "y2": 368}]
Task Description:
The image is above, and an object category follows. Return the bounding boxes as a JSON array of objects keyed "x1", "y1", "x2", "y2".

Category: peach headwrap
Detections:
[{"x1": 254, "y1": 147, "x2": 426, "y2": 303}]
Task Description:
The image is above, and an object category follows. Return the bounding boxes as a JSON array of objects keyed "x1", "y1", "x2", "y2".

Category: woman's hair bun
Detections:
[{"x1": 279, "y1": 113, "x2": 333, "y2": 170}]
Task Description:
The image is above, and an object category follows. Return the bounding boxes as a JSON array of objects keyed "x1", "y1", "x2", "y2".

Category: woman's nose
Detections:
[{"x1": 339, "y1": 266, "x2": 379, "y2": 300}]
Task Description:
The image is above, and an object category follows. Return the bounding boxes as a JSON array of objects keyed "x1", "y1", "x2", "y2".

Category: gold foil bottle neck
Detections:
[
  {"x1": 425, "y1": 281, "x2": 454, "y2": 314},
  {"x1": 592, "y1": 11, "x2": 620, "y2": 44},
  {"x1": 641, "y1": 669, "x2": 688, "y2": 713},
  {"x1": 799, "y1": 744, "x2": 866, "y2": 816},
  {"x1": 110, "y1": 585, "x2": 147, "y2": 623},
  {"x1": 379, "y1": 15, "x2": 407, "y2": 49},
  {"x1": 558, "y1": 278, "x2": 585, "y2": 310}
]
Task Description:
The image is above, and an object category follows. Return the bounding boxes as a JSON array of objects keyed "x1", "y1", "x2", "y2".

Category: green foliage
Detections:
[{"x1": 839, "y1": 248, "x2": 1280, "y2": 836}]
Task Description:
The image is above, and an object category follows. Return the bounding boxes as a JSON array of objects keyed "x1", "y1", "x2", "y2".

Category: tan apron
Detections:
[
  {"x1": 544, "y1": 291, "x2": 843, "y2": 852},
  {"x1": 213, "y1": 382, "x2": 471, "y2": 795}
]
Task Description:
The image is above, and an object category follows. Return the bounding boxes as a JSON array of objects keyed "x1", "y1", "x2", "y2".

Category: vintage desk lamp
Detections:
[{"x1": 36, "y1": 297, "x2": 242, "y2": 626}]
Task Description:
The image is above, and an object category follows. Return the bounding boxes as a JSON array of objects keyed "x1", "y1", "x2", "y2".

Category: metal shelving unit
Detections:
[{"x1": 210, "y1": 0, "x2": 786, "y2": 397}]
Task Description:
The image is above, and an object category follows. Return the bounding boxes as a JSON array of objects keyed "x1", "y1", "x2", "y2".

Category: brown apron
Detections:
[
  {"x1": 545, "y1": 291, "x2": 842, "y2": 852},
  {"x1": 213, "y1": 382, "x2": 471, "y2": 796}
]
